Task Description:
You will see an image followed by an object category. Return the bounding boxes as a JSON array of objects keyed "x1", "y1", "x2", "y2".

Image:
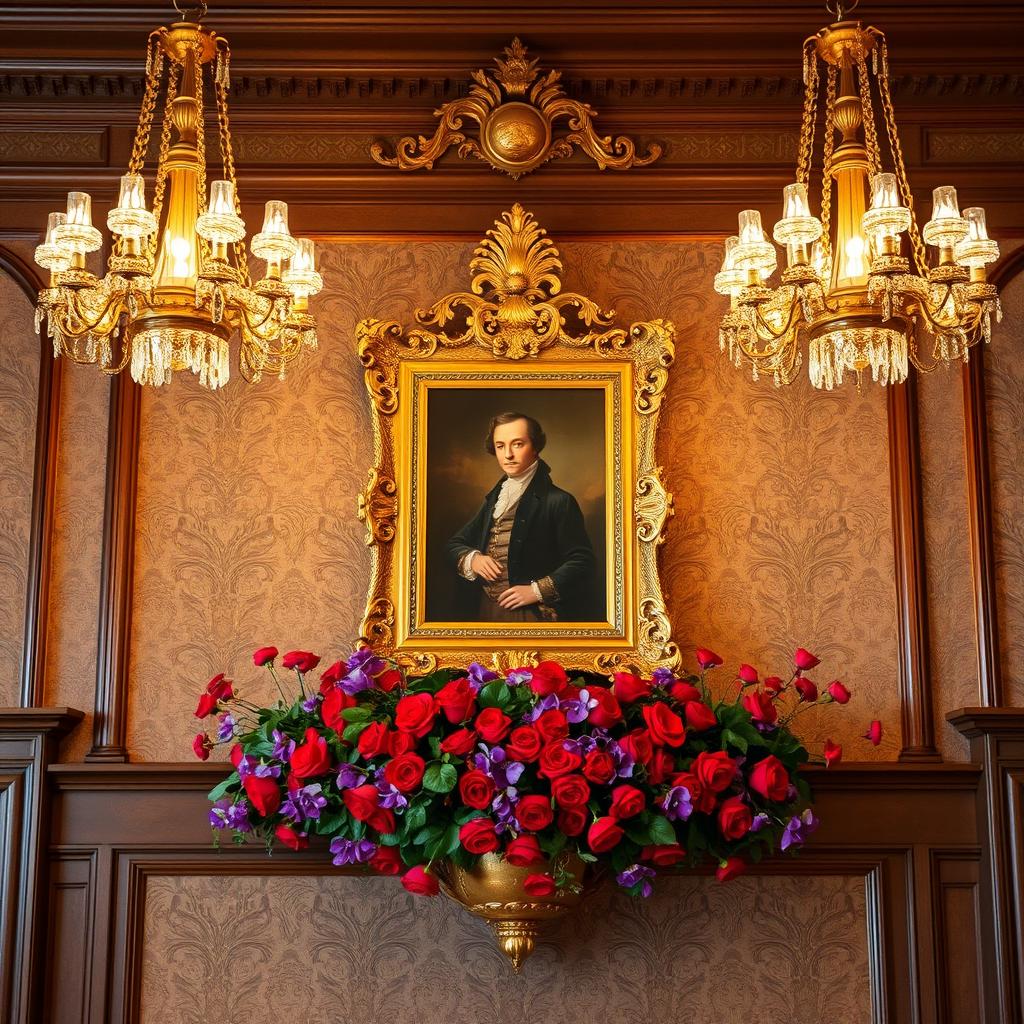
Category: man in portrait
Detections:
[{"x1": 445, "y1": 411, "x2": 598, "y2": 622}]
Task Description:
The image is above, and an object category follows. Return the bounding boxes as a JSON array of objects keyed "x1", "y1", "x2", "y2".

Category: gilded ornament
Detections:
[{"x1": 370, "y1": 38, "x2": 662, "y2": 179}]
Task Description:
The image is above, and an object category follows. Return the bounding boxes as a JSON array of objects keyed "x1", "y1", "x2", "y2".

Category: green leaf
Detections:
[
  {"x1": 422, "y1": 761, "x2": 458, "y2": 793},
  {"x1": 403, "y1": 804, "x2": 428, "y2": 834},
  {"x1": 207, "y1": 775, "x2": 236, "y2": 802},
  {"x1": 722, "y1": 728, "x2": 748, "y2": 754},
  {"x1": 424, "y1": 823, "x2": 460, "y2": 861},
  {"x1": 340, "y1": 706, "x2": 371, "y2": 722},
  {"x1": 478, "y1": 681, "x2": 511, "y2": 709},
  {"x1": 342, "y1": 721, "x2": 370, "y2": 743},
  {"x1": 647, "y1": 816, "x2": 677, "y2": 846}
]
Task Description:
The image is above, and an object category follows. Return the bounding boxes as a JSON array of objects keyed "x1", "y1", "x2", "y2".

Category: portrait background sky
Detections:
[{"x1": 424, "y1": 385, "x2": 608, "y2": 622}]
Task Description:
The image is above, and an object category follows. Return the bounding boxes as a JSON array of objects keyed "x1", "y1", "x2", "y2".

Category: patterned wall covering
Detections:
[
  {"x1": 988, "y1": 268, "x2": 1024, "y2": 707},
  {"x1": 139, "y1": 873, "x2": 872, "y2": 1024},
  {"x1": 0, "y1": 270, "x2": 38, "y2": 707},
  {"x1": 124, "y1": 239, "x2": 901, "y2": 761}
]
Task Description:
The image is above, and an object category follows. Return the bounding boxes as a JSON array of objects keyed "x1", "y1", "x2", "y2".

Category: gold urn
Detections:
[{"x1": 439, "y1": 853, "x2": 588, "y2": 972}]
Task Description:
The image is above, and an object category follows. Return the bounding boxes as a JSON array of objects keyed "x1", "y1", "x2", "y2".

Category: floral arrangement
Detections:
[{"x1": 196, "y1": 646, "x2": 881, "y2": 899}]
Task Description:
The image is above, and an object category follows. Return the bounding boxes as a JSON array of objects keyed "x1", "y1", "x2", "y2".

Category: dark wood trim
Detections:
[
  {"x1": 888, "y1": 377, "x2": 940, "y2": 762},
  {"x1": 85, "y1": 374, "x2": 140, "y2": 762},
  {"x1": 0, "y1": 247, "x2": 58, "y2": 710}
]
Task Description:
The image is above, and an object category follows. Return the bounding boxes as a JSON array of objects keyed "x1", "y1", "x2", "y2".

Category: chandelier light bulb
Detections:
[
  {"x1": 196, "y1": 179, "x2": 246, "y2": 245},
  {"x1": 955, "y1": 207, "x2": 1000, "y2": 269},
  {"x1": 34, "y1": 212, "x2": 71, "y2": 271}
]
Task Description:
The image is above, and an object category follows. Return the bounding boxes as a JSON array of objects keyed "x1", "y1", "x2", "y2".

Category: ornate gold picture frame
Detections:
[{"x1": 356, "y1": 205, "x2": 677, "y2": 674}]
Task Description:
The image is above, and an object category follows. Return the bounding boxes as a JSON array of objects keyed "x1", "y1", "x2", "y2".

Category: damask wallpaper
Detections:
[
  {"x1": 139, "y1": 873, "x2": 872, "y2": 1024},
  {"x1": 0, "y1": 271, "x2": 37, "y2": 707},
  {"x1": 122, "y1": 239, "x2": 901, "y2": 761}
]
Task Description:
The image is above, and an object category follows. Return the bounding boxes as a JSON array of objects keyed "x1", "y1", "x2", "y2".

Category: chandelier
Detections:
[
  {"x1": 33, "y1": 3, "x2": 322, "y2": 389},
  {"x1": 714, "y1": 1, "x2": 1002, "y2": 390}
]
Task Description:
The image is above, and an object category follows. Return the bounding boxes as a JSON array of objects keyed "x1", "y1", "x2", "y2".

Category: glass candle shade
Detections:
[
  {"x1": 773, "y1": 183, "x2": 822, "y2": 248},
  {"x1": 713, "y1": 236, "x2": 746, "y2": 296},
  {"x1": 861, "y1": 172, "x2": 910, "y2": 243},
  {"x1": 196, "y1": 180, "x2": 246, "y2": 244},
  {"x1": 733, "y1": 209, "x2": 777, "y2": 275},
  {"x1": 282, "y1": 237, "x2": 324, "y2": 299},
  {"x1": 107, "y1": 174, "x2": 157, "y2": 239},
  {"x1": 54, "y1": 191, "x2": 102, "y2": 254},
  {"x1": 954, "y1": 207, "x2": 1000, "y2": 268},
  {"x1": 923, "y1": 185, "x2": 968, "y2": 248},
  {"x1": 34, "y1": 212, "x2": 72, "y2": 271},
  {"x1": 251, "y1": 200, "x2": 298, "y2": 262}
]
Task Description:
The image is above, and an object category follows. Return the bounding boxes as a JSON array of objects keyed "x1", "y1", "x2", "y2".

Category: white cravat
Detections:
[{"x1": 492, "y1": 458, "x2": 539, "y2": 519}]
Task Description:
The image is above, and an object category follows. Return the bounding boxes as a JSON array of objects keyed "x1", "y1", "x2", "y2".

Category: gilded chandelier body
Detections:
[
  {"x1": 715, "y1": 14, "x2": 1002, "y2": 390},
  {"x1": 33, "y1": 11, "x2": 322, "y2": 389}
]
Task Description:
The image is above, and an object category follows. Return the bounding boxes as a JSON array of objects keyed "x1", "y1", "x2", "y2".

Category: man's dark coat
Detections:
[{"x1": 445, "y1": 460, "x2": 598, "y2": 621}]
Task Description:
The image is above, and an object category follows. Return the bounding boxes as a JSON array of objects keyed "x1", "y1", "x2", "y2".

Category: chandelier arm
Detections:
[
  {"x1": 213, "y1": 38, "x2": 251, "y2": 288},
  {"x1": 235, "y1": 296, "x2": 284, "y2": 335},
  {"x1": 753, "y1": 297, "x2": 803, "y2": 342},
  {"x1": 63, "y1": 287, "x2": 128, "y2": 338},
  {"x1": 818, "y1": 64, "x2": 838, "y2": 274}
]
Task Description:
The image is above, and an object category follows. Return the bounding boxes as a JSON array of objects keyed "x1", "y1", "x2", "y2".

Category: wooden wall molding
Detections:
[{"x1": 86, "y1": 374, "x2": 139, "y2": 763}]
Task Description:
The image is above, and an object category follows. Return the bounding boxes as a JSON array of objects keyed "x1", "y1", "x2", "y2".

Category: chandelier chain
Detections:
[
  {"x1": 128, "y1": 34, "x2": 164, "y2": 179},
  {"x1": 149, "y1": 62, "x2": 179, "y2": 259},
  {"x1": 213, "y1": 40, "x2": 251, "y2": 287},
  {"x1": 818, "y1": 64, "x2": 838, "y2": 273},
  {"x1": 796, "y1": 40, "x2": 820, "y2": 187},
  {"x1": 855, "y1": 51, "x2": 882, "y2": 175},
  {"x1": 192, "y1": 43, "x2": 211, "y2": 270}
]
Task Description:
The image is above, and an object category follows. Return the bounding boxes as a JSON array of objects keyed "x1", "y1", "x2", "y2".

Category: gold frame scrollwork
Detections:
[
  {"x1": 370, "y1": 38, "x2": 661, "y2": 180},
  {"x1": 356, "y1": 204, "x2": 678, "y2": 674}
]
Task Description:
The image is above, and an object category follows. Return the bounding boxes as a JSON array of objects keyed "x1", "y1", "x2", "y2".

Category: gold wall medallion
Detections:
[
  {"x1": 356, "y1": 205, "x2": 678, "y2": 674},
  {"x1": 370, "y1": 38, "x2": 662, "y2": 179}
]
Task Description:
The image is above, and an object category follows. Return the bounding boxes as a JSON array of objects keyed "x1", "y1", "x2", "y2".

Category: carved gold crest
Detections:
[{"x1": 370, "y1": 38, "x2": 662, "y2": 179}]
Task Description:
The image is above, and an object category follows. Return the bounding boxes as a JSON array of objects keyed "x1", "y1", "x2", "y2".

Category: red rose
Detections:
[
  {"x1": 718, "y1": 796, "x2": 753, "y2": 840},
  {"x1": 588, "y1": 687, "x2": 623, "y2": 728},
  {"x1": 475, "y1": 707, "x2": 512, "y2": 744},
  {"x1": 793, "y1": 647, "x2": 820, "y2": 672},
  {"x1": 763, "y1": 675, "x2": 785, "y2": 693},
  {"x1": 192, "y1": 733, "x2": 212, "y2": 760},
  {"x1": 436, "y1": 678, "x2": 477, "y2": 724},
  {"x1": 748, "y1": 755, "x2": 790, "y2": 802},
  {"x1": 692, "y1": 750, "x2": 737, "y2": 793},
  {"x1": 515, "y1": 795, "x2": 554, "y2": 832},
  {"x1": 205, "y1": 673, "x2": 233, "y2": 700},
  {"x1": 642, "y1": 703, "x2": 686, "y2": 747},
  {"x1": 538, "y1": 741, "x2": 583, "y2": 778},
  {"x1": 824, "y1": 738, "x2": 843, "y2": 766},
  {"x1": 282, "y1": 650, "x2": 320, "y2": 673},
  {"x1": 342, "y1": 783, "x2": 380, "y2": 822},
  {"x1": 587, "y1": 816, "x2": 624, "y2": 853},
  {"x1": 458, "y1": 769, "x2": 495, "y2": 810},
  {"x1": 401, "y1": 865, "x2": 439, "y2": 896},
  {"x1": 194, "y1": 693, "x2": 219, "y2": 718},
  {"x1": 695, "y1": 648, "x2": 724, "y2": 669},
  {"x1": 609, "y1": 784, "x2": 645, "y2": 820},
  {"x1": 551, "y1": 774, "x2": 591, "y2": 808},
  {"x1": 368, "y1": 806, "x2": 396, "y2": 834},
  {"x1": 557, "y1": 806, "x2": 588, "y2": 836},
  {"x1": 669, "y1": 681, "x2": 702, "y2": 703},
  {"x1": 684, "y1": 701, "x2": 717, "y2": 731},
  {"x1": 742, "y1": 690, "x2": 778, "y2": 725},
  {"x1": 253, "y1": 646, "x2": 278, "y2": 667},
  {"x1": 370, "y1": 845, "x2": 404, "y2": 875},
  {"x1": 319, "y1": 660, "x2": 344, "y2": 689},
  {"x1": 230, "y1": 743, "x2": 244, "y2": 768},
  {"x1": 646, "y1": 748, "x2": 676, "y2": 785},
  {"x1": 618, "y1": 729, "x2": 653, "y2": 767},
  {"x1": 716, "y1": 856, "x2": 746, "y2": 883},
  {"x1": 643, "y1": 843, "x2": 686, "y2": 866},
  {"x1": 794, "y1": 677, "x2": 818, "y2": 702},
  {"x1": 583, "y1": 750, "x2": 616, "y2": 784},
  {"x1": 242, "y1": 774, "x2": 281, "y2": 817},
  {"x1": 671, "y1": 770, "x2": 715, "y2": 814},
  {"x1": 275, "y1": 823, "x2": 308, "y2": 851},
  {"x1": 506, "y1": 726, "x2": 542, "y2": 762},
  {"x1": 613, "y1": 672, "x2": 652, "y2": 703},
  {"x1": 528, "y1": 661, "x2": 568, "y2": 696},
  {"x1": 322, "y1": 687, "x2": 356, "y2": 734},
  {"x1": 864, "y1": 719, "x2": 883, "y2": 746},
  {"x1": 535, "y1": 709, "x2": 569, "y2": 743},
  {"x1": 738, "y1": 663, "x2": 759, "y2": 684},
  {"x1": 376, "y1": 668, "x2": 403, "y2": 693},
  {"x1": 395, "y1": 693, "x2": 437, "y2": 736},
  {"x1": 357, "y1": 722, "x2": 390, "y2": 759},
  {"x1": 505, "y1": 835, "x2": 546, "y2": 867},
  {"x1": 384, "y1": 752, "x2": 426, "y2": 793},
  {"x1": 827, "y1": 680, "x2": 851, "y2": 704},
  {"x1": 290, "y1": 727, "x2": 331, "y2": 779},
  {"x1": 524, "y1": 873, "x2": 557, "y2": 897},
  {"x1": 459, "y1": 817, "x2": 500, "y2": 854},
  {"x1": 440, "y1": 728, "x2": 478, "y2": 756},
  {"x1": 387, "y1": 730, "x2": 416, "y2": 756}
]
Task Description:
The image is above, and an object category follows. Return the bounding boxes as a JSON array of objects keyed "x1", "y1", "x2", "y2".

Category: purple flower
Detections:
[
  {"x1": 467, "y1": 662, "x2": 498, "y2": 691},
  {"x1": 505, "y1": 669, "x2": 532, "y2": 687},
  {"x1": 473, "y1": 744, "x2": 524, "y2": 792},
  {"x1": 750, "y1": 812, "x2": 771, "y2": 833},
  {"x1": 347, "y1": 648, "x2": 386, "y2": 675},
  {"x1": 210, "y1": 797, "x2": 251, "y2": 832},
  {"x1": 339, "y1": 668, "x2": 374, "y2": 696},
  {"x1": 562, "y1": 688, "x2": 599, "y2": 724},
  {"x1": 616, "y1": 863, "x2": 656, "y2": 897},
  {"x1": 373, "y1": 767, "x2": 409, "y2": 811},
  {"x1": 336, "y1": 763, "x2": 366, "y2": 789},
  {"x1": 608, "y1": 741, "x2": 635, "y2": 779},
  {"x1": 280, "y1": 783, "x2": 328, "y2": 823},
  {"x1": 491, "y1": 792, "x2": 519, "y2": 834},
  {"x1": 301, "y1": 693, "x2": 321, "y2": 713},
  {"x1": 524, "y1": 693, "x2": 559, "y2": 722},
  {"x1": 272, "y1": 729, "x2": 296, "y2": 761},
  {"x1": 661, "y1": 785, "x2": 694, "y2": 822},
  {"x1": 780, "y1": 808, "x2": 819, "y2": 851},
  {"x1": 237, "y1": 756, "x2": 281, "y2": 780},
  {"x1": 651, "y1": 667, "x2": 676, "y2": 687},
  {"x1": 216, "y1": 713, "x2": 236, "y2": 742},
  {"x1": 330, "y1": 837, "x2": 378, "y2": 866}
]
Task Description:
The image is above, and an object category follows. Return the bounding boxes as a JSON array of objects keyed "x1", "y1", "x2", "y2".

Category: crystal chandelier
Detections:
[
  {"x1": 33, "y1": 3, "x2": 322, "y2": 389},
  {"x1": 714, "y1": 1, "x2": 1002, "y2": 390}
]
